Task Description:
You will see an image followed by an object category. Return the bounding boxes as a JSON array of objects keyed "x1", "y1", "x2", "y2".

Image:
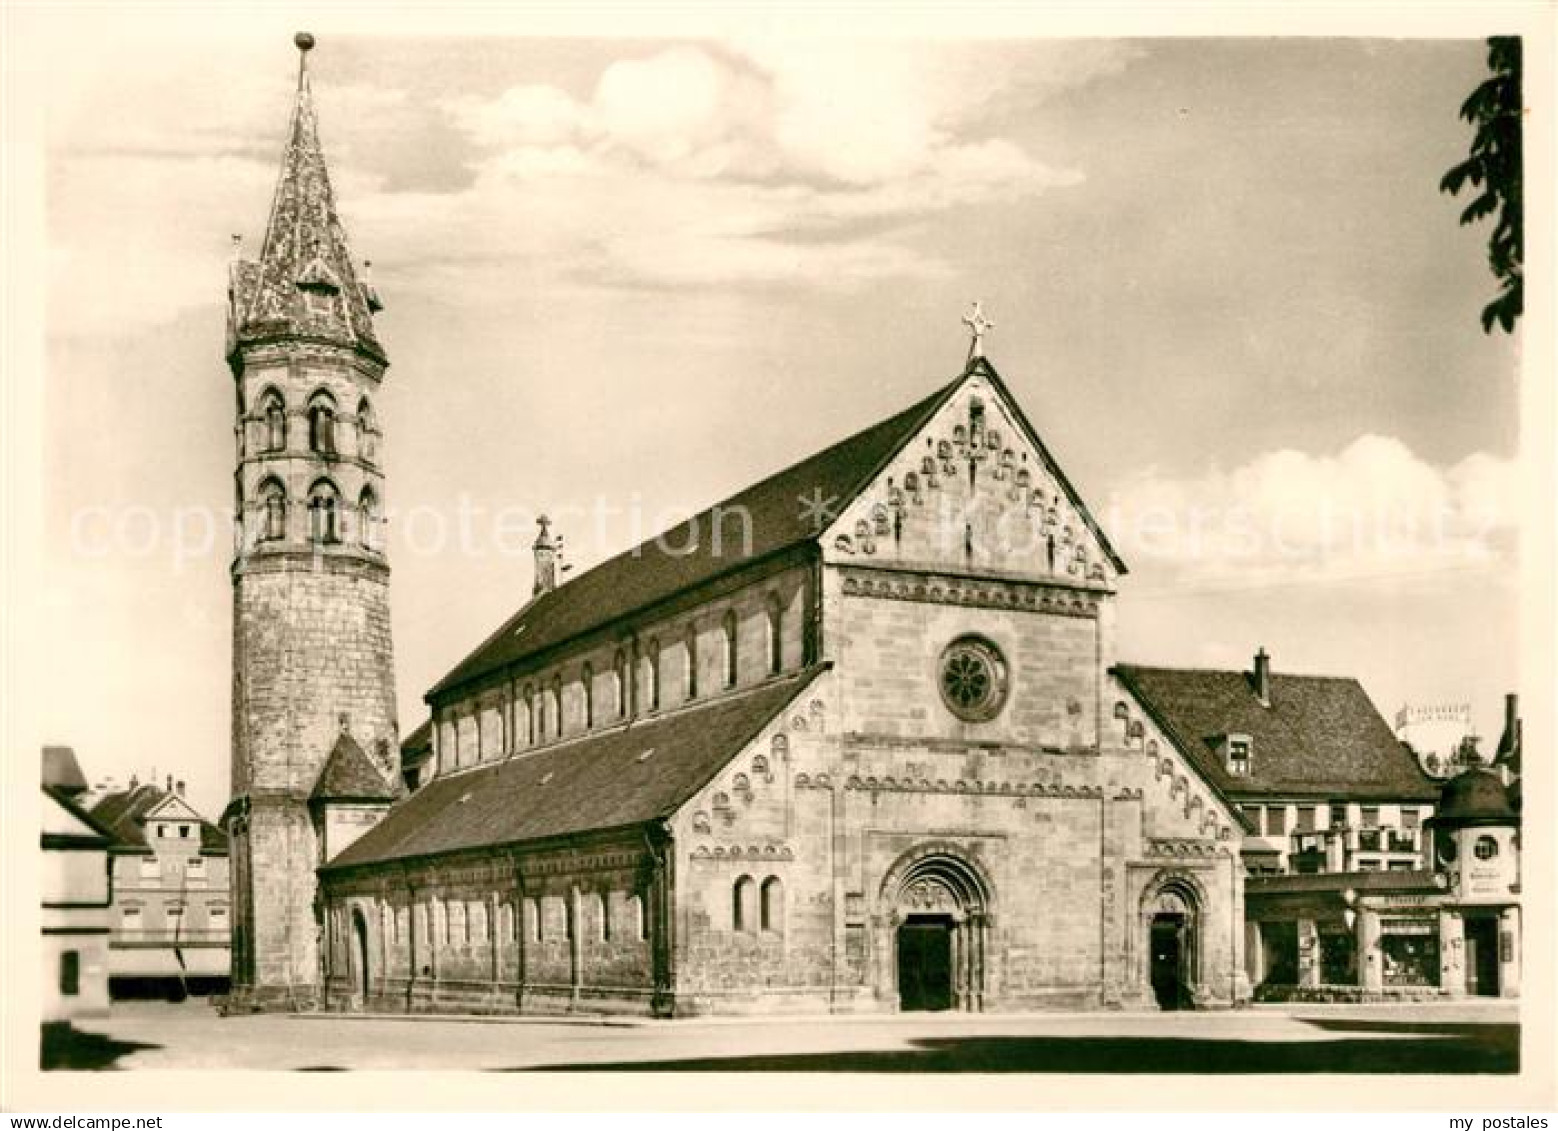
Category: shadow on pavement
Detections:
[
  {"x1": 515, "y1": 1028, "x2": 1518, "y2": 1074},
  {"x1": 41, "y1": 1022, "x2": 162, "y2": 1071}
]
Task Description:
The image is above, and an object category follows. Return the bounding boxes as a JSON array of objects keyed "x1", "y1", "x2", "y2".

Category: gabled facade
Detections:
[
  {"x1": 319, "y1": 359, "x2": 1248, "y2": 1017},
  {"x1": 91, "y1": 778, "x2": 232, "y2": 997},
  {"x1": 1114, "y1": 652, "x2": 1439, "y2": 876}
]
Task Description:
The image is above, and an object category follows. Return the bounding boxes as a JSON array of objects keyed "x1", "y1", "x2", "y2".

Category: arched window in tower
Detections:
[
  {"x1": 357, "y1": 396, "x2": 378, "y2": 463},
  {"x1": 308, "y1": 479, "x2": 341, "y2": 544},
  {"x1": 722, "y1": 610, "x2": 739, "y2": 689},
  {"x1": 581, "y1": 663, "x2": 595, "y2": 730},
  {"x1": 613, "y1": 650, "x2": 628, "y2": 720},
  {"x1": 685, "y1": 624, "x2": 699, "y2": 701},
  {"x1": 358, "y1": 486, "x2": 380, "y2": 550},
  {"x1": 307, "y1": 391, "x2": 337, "y2": 456},
  {"x1": 258, "y1": 478, "x2": 287, "y2": 542},
  {"x1": 645, "y1": 637, "x2": 661, "y2": 711},
  {"x1": 766, "y1": 594, "x2": 784, "y2": 675},
  {"x1": 260, "y1": 389, "x2": 287, "y2": 452}
]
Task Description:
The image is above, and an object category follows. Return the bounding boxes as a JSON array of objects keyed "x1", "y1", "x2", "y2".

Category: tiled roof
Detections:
[
  {"x1": 1114, "y1": 665, "x2": 1438, "y2": 802},
  {"x1": 229, "y1": 52, "x2": 383, "y2": 361},
  {"x1": 429, "y1": 358, "x2": 1124, "y2": 701},
  {"x1": 89, "y1": 783, "x2": 229, "y2": 855},
  {"x1": 312, "y1": 731, "x2": 398, "y2": 802},
  {"x1": 324, "y1": 666, "x2": 824, "y2": 872},
  {"x1": 426, "y1": 373, "x2": 963, "y2": 699},
  {"x1": 42, "y1": 746, "x2": 88, "y2": 794},
  {"x1": 43, "y1": 786, "x2": 121, "y2": 845}
]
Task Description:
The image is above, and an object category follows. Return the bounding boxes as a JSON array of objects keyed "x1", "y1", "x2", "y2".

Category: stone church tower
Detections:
[{"x1": 223, "y1": 34, "x2": 399, "y2": 1010}]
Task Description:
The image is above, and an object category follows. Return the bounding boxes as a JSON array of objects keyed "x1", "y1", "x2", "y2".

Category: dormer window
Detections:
[{"x1": 1225, "y1": 734, "x2": 1252, "y2": 776}]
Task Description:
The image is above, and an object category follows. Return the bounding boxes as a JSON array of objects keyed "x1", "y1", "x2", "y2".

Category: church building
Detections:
[{"x1": 227, "y1": 36, "x2": 1250, "y2": 1017}]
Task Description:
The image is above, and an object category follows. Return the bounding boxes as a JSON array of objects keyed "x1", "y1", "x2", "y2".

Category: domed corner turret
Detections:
[
  {"x1": 1429, "y1": 767, "x2": 1519, "y2": 831},
  {"x1": 1426, "y1": 766, "x2": 1520, "y2": 905}
]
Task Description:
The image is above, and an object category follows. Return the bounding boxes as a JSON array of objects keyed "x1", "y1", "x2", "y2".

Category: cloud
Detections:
[
  {"x1": 45, "y1": 37, "x2": 1130, "y2": 338},
  {"x1": 425, "y1": 41, "x2": 1095, "y2": 291},
  {"x1": 1103, "y1": 436, "x2": 1518, "y2": 591}
]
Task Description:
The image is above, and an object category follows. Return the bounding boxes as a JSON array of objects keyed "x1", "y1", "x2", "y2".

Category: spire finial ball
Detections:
[{"x1": 295, "y1": 31, "x2": 315, "y2": 52}]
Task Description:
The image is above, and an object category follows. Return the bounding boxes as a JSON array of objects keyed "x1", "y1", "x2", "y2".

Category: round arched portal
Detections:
[
  {"x1": 1139, "y1": 873, "x2": 1204, "y2": 1011},
  {"x1": 877, "y1": 844, "x2": 994, "y2": 1013}
]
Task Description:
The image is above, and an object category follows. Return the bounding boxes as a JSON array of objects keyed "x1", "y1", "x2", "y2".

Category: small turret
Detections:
[{"x1": 533, "y1": 515, "x2": 557, "y2": 596}]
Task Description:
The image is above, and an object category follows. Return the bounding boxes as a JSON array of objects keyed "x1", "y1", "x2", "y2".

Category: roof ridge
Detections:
[
  {"x1": 538, "y1": 373, "x2": 958, "y2": 599},
  {"x1": 426, "y1": 371, "x2": 967, "y2": 698},
  {"x1": 1116, "y1": 661, "x2": 1361, "y2": 684}
]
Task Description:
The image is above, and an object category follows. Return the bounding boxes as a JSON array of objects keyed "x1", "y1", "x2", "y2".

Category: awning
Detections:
[{"x1": 109, "y1": 947, "x2": 230, "y2": 977}]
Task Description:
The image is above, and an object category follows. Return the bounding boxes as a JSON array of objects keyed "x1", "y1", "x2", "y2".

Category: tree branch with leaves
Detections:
[{"x1": 1441, "y1": 37, "x2": 1523, "y2": 334}]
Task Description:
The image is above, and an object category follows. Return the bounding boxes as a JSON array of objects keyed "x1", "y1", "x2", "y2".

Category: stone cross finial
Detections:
[{"x1": 962, "y1": 301, "x2": 993, "y2": 363}]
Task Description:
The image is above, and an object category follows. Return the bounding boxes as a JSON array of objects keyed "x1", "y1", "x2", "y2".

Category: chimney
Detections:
[
  {"x1": 1253, "y1": 647, "x2": 1271, "y2": 706},
  {"x1": 533, "y1": 515, "x2": 557, "y2": 596},
  {"x1": 176, "y1": 779, "x2": 186, "y2": 797},
  {"x1": 166, "y1": 773, "x2": 174, "y2": 793},
  {"x1": 1496, "y1": 693, "x2": 1520, "y2": 762}
]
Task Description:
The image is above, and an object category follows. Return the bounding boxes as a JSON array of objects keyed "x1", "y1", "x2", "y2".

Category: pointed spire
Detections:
[{"x1": 228, "y1": 33, "x2": 385, "y2": 363}]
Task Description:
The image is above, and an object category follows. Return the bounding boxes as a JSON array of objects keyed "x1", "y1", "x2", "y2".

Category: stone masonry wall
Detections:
[
  {"x1": 232, "y1": 566, "x2": 398, "y2": 796},
  {"x1": 319, "y1": 834, "x2": 664, "y2": 1016}
]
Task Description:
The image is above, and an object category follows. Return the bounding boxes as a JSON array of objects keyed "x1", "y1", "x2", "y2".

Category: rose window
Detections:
[{"x1": 938, "y1": 636, "x2": 1009, "y2": 722}]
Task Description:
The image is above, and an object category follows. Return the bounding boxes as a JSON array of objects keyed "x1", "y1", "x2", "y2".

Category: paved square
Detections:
[{"x1": 42, "y1": 1001, "x2": 1518, "y2": 1073}]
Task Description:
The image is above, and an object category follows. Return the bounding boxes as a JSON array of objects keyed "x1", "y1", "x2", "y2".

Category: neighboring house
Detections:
[
  {"x1": 90, "y1": 777, "x2": 231, "y2": 998},
  {"x1": 1241, "y1": 708, "x2": 1522, "y2": 1002},
  {"x1": 1114, "y1": 651, "x2": 1440, "y2": 876},
  {"x1": 41, "y1": 747, "x2": 114, "y2": 1023}
]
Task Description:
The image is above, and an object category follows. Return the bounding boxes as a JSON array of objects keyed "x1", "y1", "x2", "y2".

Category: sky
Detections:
[{"x1": 19, "y1": 12, "x2": 1529, "y2": 818}]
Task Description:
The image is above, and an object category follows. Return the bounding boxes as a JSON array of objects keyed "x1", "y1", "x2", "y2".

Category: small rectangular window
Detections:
[
  {"x1": 1402, "y1": 808, "x2": 1421, "y2": 830},
  {"x1": 1361, "y1": 806, "x2": 1380, "y2": 829},
  {"x1": 1296, "y1": 805, "x2": 1316, "y2": 833}
]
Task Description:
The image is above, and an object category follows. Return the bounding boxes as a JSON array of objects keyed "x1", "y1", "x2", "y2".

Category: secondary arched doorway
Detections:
[
  {"x1": 351, "y1": 907, "x2": 370, "y2": 1004},
  {"x1": 878, "y1": 844, "x2": 994, "y2": 1012},
  {"x1": 1140, "y1": 874, "x2": 1202, "y2": 1011}
]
